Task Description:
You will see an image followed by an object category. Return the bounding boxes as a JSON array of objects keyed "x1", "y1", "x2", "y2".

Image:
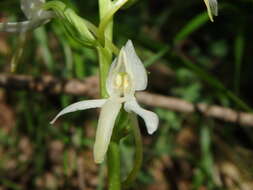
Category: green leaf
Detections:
[
  {"x1": 234, "y1": 30, "x2": 245, "y2": 95},
  {"x1": 174, "y1": 12, "x2": 209, "y2": 44}
]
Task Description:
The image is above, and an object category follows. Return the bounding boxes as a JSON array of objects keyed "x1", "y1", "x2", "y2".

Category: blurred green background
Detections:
[{"x1": 0, "y1": 0, "x2": 253, "y2": 189}]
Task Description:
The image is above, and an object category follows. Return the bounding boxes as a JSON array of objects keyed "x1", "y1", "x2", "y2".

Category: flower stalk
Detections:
[
  {"x1": 45, "y1": 0, "x2": 159, "y2": 189},
  {"x1": 2, "y1": 0, "x2": 159, "y2": 189},
  {"x1": 98, "y1": 1, "x2": 120, "y2": 190},
  {"x1": 108, "y1": 141, "x2": 122, "y2": 190}
]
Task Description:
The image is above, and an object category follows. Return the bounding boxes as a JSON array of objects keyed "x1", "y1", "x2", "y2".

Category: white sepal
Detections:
[
  {"x1": 0, "y1": 21, "x2": 31, "y2": 33},
  {"x1": 203, "y1": 0, "x2": 218, "y2": 22},
  {"x1": 50, "y1": 99, "x2": 107, "y2": 124},
  {"x1": 124, "y1": 98, "x2": 158, "y2": 134},
  {"x1": 124, "y1": 40, "x2": 147, "y2": 91},
  {"x1": 94, "y1": 98, "x2": 122, "y2": 163},
  {"x1": 21, "y1": 0, "x2": 45, "y2": 19},
  {"x1": 209, "y1": 0, "x2": 218, "y2": 16},
  {"x1": 0, "y1": 19, "x2": 50, "y2": 33},
  {"x1": 106, "y1": 57, "x2": 118, "y2": 96}
]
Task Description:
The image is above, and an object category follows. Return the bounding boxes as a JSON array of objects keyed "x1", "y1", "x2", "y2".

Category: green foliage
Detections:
[
  {"x1": 44, "y1": 0, "x2": 96, "y2": 47},
  {"x1": 0, "y1": 0, "x2": 253, "y2": 189}
]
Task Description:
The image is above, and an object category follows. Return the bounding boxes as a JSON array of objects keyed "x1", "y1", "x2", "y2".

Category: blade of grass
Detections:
[
  {"x1": 10, "y1": 33, "x2": 27, "y2": 72},
  {"x1": 177, "y1": 54, "x2": 252, "y2": 112},
  {"x1": 234, "y1": 30, "x2": 245, "y2": 95},
  {"x1": 144, "y1": 46, "x2": 169, "y2": 67},
  {"x1": 33, "y1": 27, "x2": 54, "y2": 71},
  {"x1": 174, "y1": 12, "x2": 209, "y2": 44},
  {"x1": 138, "y1": 35, "x2": 251, "y2": 111}
]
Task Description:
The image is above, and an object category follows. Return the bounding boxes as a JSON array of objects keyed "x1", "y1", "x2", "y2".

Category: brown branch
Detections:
[
  {"x1": 136, "y1": 92, "x2": 253, "y2": 127},
  {"x1": 0, "y1": 73, "x2": 253, "y2": 127},
  {"x1": 0, "y1": 74, "x2": 100, "y2": 98}
]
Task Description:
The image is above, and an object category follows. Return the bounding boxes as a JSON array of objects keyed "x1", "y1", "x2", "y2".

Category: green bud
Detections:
[{"x1": 44, "y1": 1, "x2": 96, "y2": 47}]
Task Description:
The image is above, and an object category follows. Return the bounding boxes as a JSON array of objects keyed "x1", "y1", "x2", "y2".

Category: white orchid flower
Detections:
[
  {"x1": 203, "y1": 0, "x2": 218, "y2": 22},
  {"x1": 0, "y1": 0, "x2": 54, "y2": 33},
  {"x1": 50, "y1": 40, "x2": 159, "y2": 163}
]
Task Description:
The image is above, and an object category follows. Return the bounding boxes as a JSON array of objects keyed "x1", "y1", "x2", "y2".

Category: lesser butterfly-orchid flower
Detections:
[{"x1": 50, "y1": 40, "x2": 159, "y2": 163}]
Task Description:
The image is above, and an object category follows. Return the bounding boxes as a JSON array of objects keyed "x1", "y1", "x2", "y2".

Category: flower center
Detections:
[{"x1": 114, "y1": 72, "x2": 131, "y2": 97}]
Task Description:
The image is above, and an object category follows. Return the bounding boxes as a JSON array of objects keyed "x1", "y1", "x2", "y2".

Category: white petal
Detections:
[
  {"x1": 114, "y1": 0, "x2": 127, "y2": 7},
  {"x1": 0, "y1": 22, "x2": 24, "y2": 33},
  {"x1": 0, "y1": 20, "x2": 46, "y2": 33},
  {"x1": 94, "y1": 98, "x2": 122, "y2": 163},
  {"x1": 124, "y1": 40, "x2": 147, "y2": 91},
  {"x1": 21, "y1": 0, "x2": 45, "y2": 19},
  {"x1": 50, "y1": 99, "x2": 107, "y2": 124},
  {"x1": 209, "y1": 0, "x2": 218, "y2": 16},
  {"x1": 204, "y1": 0, "x2": 218, "y2": 22},
  {"x1": 106, "y1": 57, "x2": 118, "y2": 96},
  {"x1": 124, "y1": 98, "x2": 158, "y2": 134}
]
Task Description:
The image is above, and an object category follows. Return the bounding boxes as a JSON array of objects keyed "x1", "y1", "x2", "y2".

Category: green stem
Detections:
[
  {"x1": 83, "y1": 18, "x2": 120, "y2": 55},
  {"x1": 98, "y1": 0, "x2": 128, "y2": 44},
  {"x1": 122, "y1": 113, "x2": 143, "y2": 189},
  {"x1": 98, "y1": 0, "x2": 113, "y2": 98},
  {"x1": 99, "y1": 0, "x2": 113, "y2": 45},
  {"x1": 108, "y1": 142, "x2": 122, "y2": 190},
  {"x1": 97, "y1": 46, "x2": 111, "y2": 97},
  {"x1": 98, "y1": 1, "x2": 121, "y2": 190}
]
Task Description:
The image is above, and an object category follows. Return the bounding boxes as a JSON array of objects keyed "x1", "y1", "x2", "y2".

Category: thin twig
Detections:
[
  {"x1": 0, "y1": 73, "x2": 253, "y2": 127},
  {"x1": 122, "y1": 113, "x2": 143, "y2": 189}
]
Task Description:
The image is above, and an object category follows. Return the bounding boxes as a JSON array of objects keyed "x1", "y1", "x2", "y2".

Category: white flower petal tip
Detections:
[
  {"x1": 94, "y1": 157, "x2": 103, "y2": 164},
  {"x1": 145, "y1": 112, "x2": 159, "y2": 134},
  {"x1": 203, "y1": 0, "x2": 218, "y2": 22},
  {"x1": 124, "y1": 98, "x2": 159, "y2": 135},
  {"x1": 93, "y1": 99, "x2": 122, "y2": 164},
  {"x1": 50, "y1": 99, "x2": 106, "y2": 125}
]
